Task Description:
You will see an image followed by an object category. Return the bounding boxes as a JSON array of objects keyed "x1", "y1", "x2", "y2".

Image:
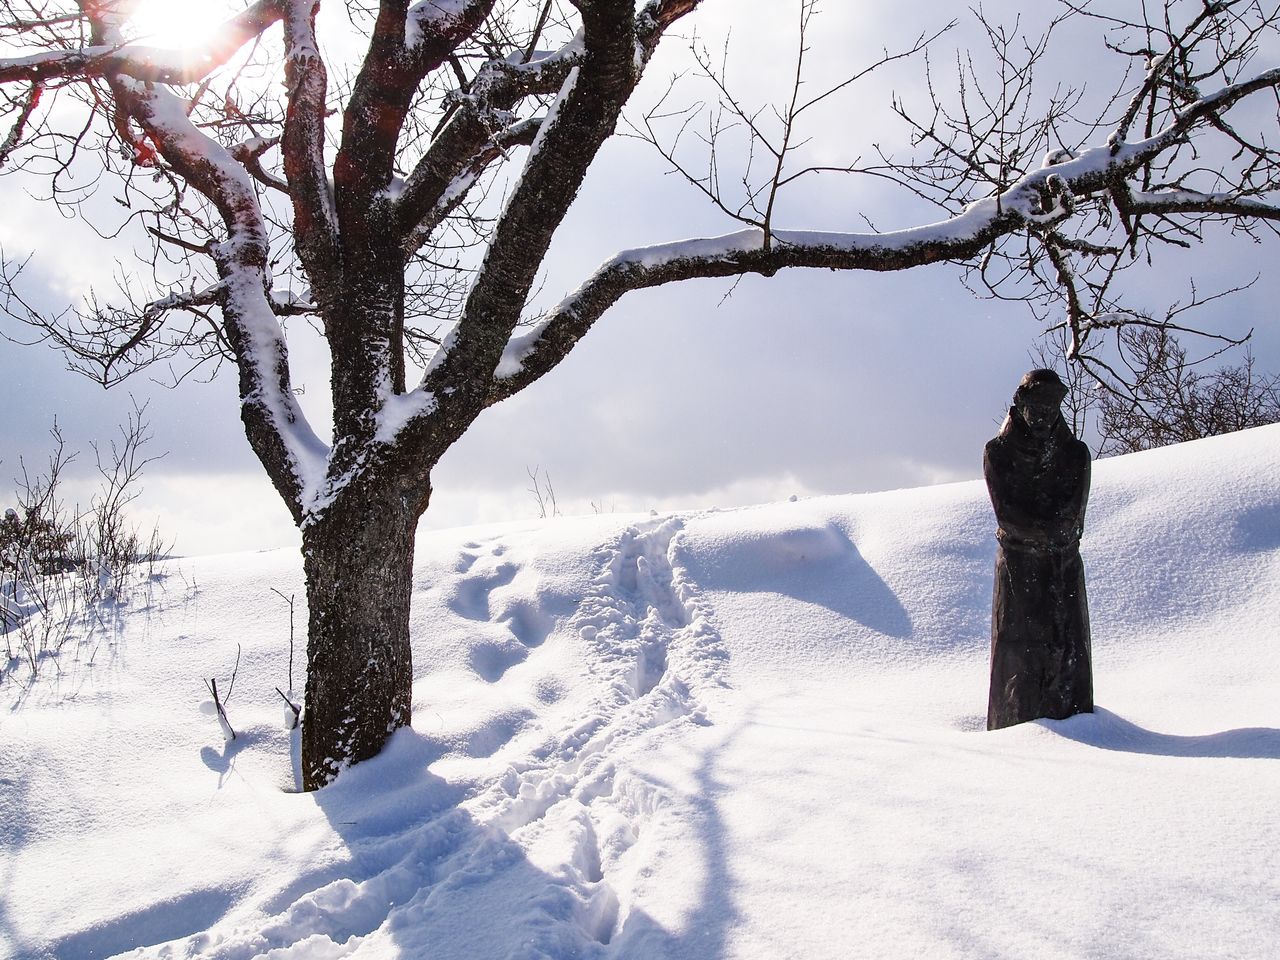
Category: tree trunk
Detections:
[{"x1": 300, "y1": 490, "x2": 418, "y2": 790}]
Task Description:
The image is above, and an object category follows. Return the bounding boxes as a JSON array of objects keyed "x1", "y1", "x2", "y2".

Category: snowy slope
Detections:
[{"x1": 2, "y1": 426, "x2": 1279, "y2": 960}]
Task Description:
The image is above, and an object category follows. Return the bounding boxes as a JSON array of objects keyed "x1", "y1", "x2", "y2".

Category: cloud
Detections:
[{"x1": 134, "y1": 470, "x2": 300, "y2": 557}]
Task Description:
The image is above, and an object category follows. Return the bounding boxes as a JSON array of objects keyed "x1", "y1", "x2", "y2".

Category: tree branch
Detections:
[
  {"x1": 82, "y1": 5, "x2": 327, "y2": 522},
  {"x1": 488, "y1": 56, "x2": 1280, "y2": 405},
  {"x1": 419, "y1": 0, "x2": 650, "y2": 416},
  {"x1": 400, "y1": 115, "x2": 542, "y2": 257},
  {"x1": 334, "y1": 0, "x2": 495, "y2": 228},
  {"x1": 392, "y1": 28, "x2": 585, "y2": 244},
  {"x1": 0, "y1": 1, "x2": 285, "y2": 86},
  {"x1": 280, "y1": 0, "x2": 340, "y2": 310}
]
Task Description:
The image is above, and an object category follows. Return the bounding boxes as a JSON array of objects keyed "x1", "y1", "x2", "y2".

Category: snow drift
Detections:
[{"x1": 3, "y1": 425, "x2": 1279, "y2": 959}]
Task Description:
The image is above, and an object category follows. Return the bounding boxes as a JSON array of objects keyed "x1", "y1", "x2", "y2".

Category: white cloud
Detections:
[{"x1": 128, "y1": 471, "x2": 300, "y2": 557}]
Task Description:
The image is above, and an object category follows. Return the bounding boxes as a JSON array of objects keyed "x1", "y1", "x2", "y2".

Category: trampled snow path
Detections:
[{"x1": 164, "y1": 517, "x2": 728, "y2": 959}]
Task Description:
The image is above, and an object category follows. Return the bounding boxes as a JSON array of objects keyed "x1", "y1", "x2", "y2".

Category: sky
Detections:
[{"x1": 2, "y1": 0, "x2": 1278, "y2": 556}]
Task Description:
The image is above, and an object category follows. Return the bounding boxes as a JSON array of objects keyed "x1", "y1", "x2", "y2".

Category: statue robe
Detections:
[{"x1": 984, "y1": 409, "x2": 1093, "y2": 730}]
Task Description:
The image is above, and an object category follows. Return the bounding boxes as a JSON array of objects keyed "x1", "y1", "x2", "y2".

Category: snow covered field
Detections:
[{"x1": 3, "y1": 425, "x2": 1279, "y2": 960}]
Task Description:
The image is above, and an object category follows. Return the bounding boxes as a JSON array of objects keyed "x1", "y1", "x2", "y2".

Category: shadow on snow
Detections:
[{"x1": 1043, "y1": 707, "x2": 1280, "y2": 759}]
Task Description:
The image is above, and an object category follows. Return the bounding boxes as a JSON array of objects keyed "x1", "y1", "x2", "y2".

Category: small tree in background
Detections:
[
  {"x1": 1093, "y1": 327, "x2": 1280, "y2": 455},
  {"x1": 1035, "y1": 284, "x2": 1280, "y2": 455},
  {"x1": 2, "y1": 406, "x2": 165, "y2": 674},
  {"x1": 0, "y1": 426, "x2": 77, "y2": 577}
]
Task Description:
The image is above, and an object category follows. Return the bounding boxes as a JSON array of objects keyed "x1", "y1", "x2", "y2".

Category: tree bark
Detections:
[{"x1": 299, "y1": 487, "x2": 420, "y2": 790}]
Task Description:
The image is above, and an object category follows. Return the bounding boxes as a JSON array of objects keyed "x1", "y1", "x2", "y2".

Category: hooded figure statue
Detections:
[{"x1": 984, "y1": 368, "x2": 1093, "y2": 730}]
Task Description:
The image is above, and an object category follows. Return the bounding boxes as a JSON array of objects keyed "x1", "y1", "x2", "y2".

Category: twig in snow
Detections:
[
  {"x1": 270, "y1": 587, "x2": 295, "y2": 692},
  {"x1": 203, "y1": 643, "x2": 241, "y2": 742},
  {"x1": 276, "y1": 686, "x2": 301, "y2": 730},
  {"x1": 205, "y1": 676, "x2": 235, "y2": 741}
]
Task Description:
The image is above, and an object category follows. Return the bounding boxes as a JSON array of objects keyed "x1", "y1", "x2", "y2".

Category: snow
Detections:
[
  {"x1": 4, "y1": 425, "x2": 1280, "y2": 958},
  {"x1": 585, "y1": 190, "x2": 1047, "y2": 273},
  {"x1": 374, "y1": 389, "x2": 438, "y2": 446},
  {"x1": 0, "y1": 44, "x2": 202, "y2": 81},
  {"x1": 520, "y1": 65, "x2": 581, "y2": 182},
  {"x1": 496, "y1": 324, "x2": 544, "y2": 378},
  {"x1": 483, "y1": 29, "x2": 586, "y2": 86},
  {"x1": 406, "y1": 0, "x2": 472, "y2": 50}
]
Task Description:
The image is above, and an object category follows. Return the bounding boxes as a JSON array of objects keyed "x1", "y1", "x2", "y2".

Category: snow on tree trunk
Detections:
[{"x1": 300, "y1": 492, "x2": 417, "y2": 790}]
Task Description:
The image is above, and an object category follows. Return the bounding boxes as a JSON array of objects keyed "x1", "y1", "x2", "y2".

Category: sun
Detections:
[{"x1": 127, "y1": 0, "x2": 237, "y2": 51}]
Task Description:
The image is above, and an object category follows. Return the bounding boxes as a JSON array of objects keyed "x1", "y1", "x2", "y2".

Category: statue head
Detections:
[{"x1": 1012, "y1": 368, "x2": 1068, "y2": 440}]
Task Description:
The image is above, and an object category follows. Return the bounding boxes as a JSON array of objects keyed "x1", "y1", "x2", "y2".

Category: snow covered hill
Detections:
[{"x1": 3, "y1": 425, "x2": 1279, "y2": 959}]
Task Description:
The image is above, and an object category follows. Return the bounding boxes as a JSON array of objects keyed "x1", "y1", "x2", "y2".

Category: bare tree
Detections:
[
  {"x1": 2, "y1": 0, "x2": 1280, "y2": 788},
  {"x1": 526, "y1": 465, "x2": 560, "y2": 519},
  {"x1": 880, "y1": 2, "x2": 1280, "y2": 396},
  {"x1": 1093, "y1": 325, "x2": 1280, "y2": 454},
  {"x1": 1035, "y1": 282, "x2": 1280, "y2": 454},
  {"x1": 1032, "y1": 325, "x2": 1099, "y2": 438}
]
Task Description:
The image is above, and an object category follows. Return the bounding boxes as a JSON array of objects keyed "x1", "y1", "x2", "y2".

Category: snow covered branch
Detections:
[
  {"x1": 406, "y1": 0, "x2": 494, "y2": 57},
  {"x1": 280, "y1": 0, "x2": 338, "y2": 310},
  {"x1": 488, "y1": 209, "x2": 1023, "y2": 402},
  {"x1": 491, "y1": 47, "x2": 1280, "y2": 403},
  {"x1": 0, "y1": 1, "x2": 285, "y2": 86},
  {"x1": 232, "y1": 136, "x2": 287, "y2": 193},
  {"x1": 1122, "y1": 190, "x2": 1280, "y2": 222},
  {"x1": 334, "y1": 0, "x2": 494, "y2": 223},
  {"x1": 1107, "y1": 66, "x2": 1280, "y2": 168},
  {"x1": 76, "y1": 5, "x2": 327, "y2": 521},
  {"x1": 391, "y1": 28, "x2": 586, "y2": 246},
  {"x1": 418, "y1": 2, "x2": 654, "y2": 405},
  {"x1": 399, "y1": 115, "x2": 542, "y2": 257},
  {"x1": 868, "y1": 0, "x2": 1280, "y2": 379}
]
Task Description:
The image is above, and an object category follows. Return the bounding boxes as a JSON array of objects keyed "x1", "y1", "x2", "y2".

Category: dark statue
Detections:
[{"x1": 984, "y1": 369, "x2": 1093, "y2": 730}]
